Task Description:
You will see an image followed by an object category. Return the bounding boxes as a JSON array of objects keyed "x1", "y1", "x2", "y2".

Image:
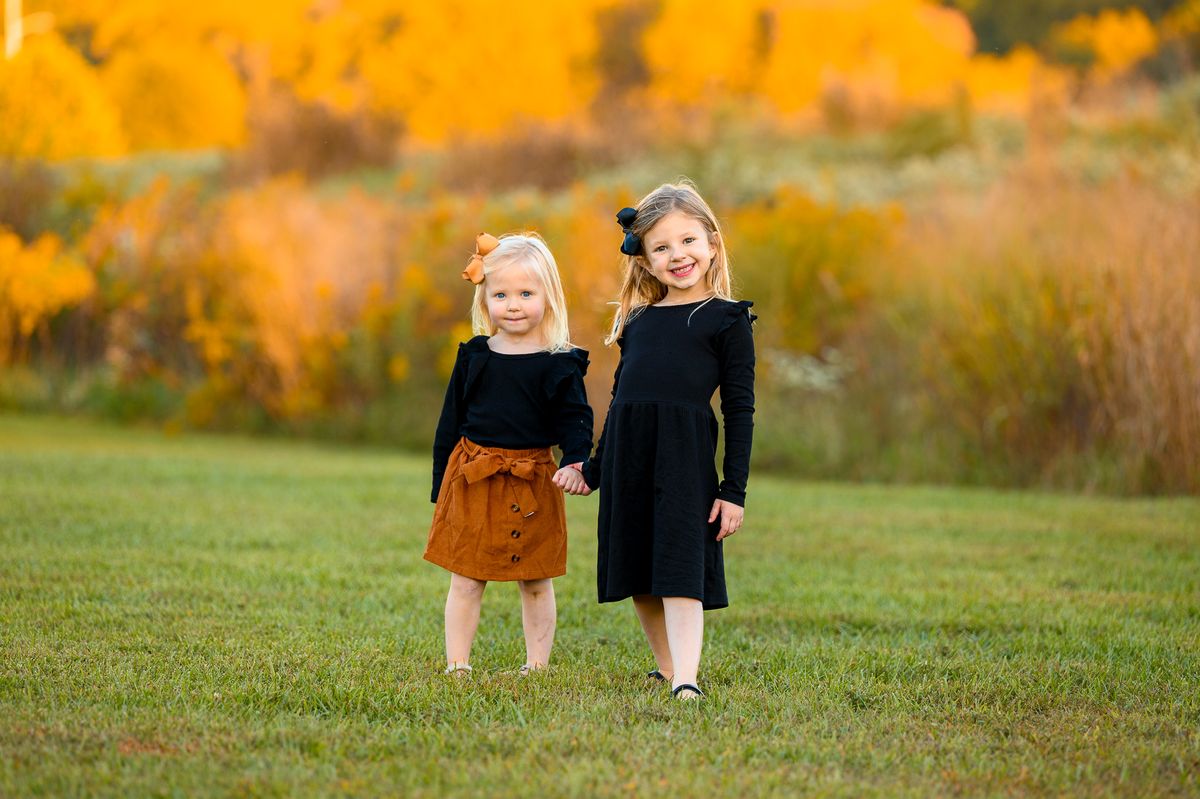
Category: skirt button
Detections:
[
  {"x1": 511, "y1": 530, "x2": 521, "y2": 538},
  {"x1": 510, "y1": 503, "x2": 520, "y2": 513},
  {"x1": 511, "y1": 554, "x2": 520, "y2": 563}
]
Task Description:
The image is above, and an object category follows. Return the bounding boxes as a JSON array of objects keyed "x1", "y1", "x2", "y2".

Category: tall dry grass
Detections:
[
  {"x1": 1077, "y1": 180, "x2": 1200, "y2": 491},
  {"x1": 899, "y1": 170, "x2": 1200, "y2": 492}
]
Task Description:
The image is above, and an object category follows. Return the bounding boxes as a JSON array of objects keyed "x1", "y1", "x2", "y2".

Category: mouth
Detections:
[{"x1": 669, "y1": 263, "x2": 696, "y2": 278}]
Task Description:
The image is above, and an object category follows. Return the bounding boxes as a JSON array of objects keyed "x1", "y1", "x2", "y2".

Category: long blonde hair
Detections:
[
  {"x1": 470, "y1": 233, "x2": 574, "y2": 353},
  {"x1": 605, "y1": 180, "x2": 732, "y2": 345}
]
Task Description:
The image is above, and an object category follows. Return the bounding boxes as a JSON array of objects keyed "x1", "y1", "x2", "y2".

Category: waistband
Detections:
[
  {"x1": 457, "y1": 437, "x2": 554, "y2": 519},
  {"x1": 459, "y1": 437, "x2": 555, "y2": 463}
]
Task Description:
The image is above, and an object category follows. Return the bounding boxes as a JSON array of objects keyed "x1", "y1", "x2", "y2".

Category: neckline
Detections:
[
  {"x1": 650, "y1": 297, "x2": 718, "y2": 308},
  {"x1": 486, "y1": 348, "x2": 549, "y2": 358},
  {"x1": 486, "y1": 333, "x2": 552, "y2": 356}
]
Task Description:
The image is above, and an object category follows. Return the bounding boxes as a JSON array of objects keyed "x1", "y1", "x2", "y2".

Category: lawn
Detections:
[{"x1": 1, "y1": 414, "x2": 1197, "y2": 797}]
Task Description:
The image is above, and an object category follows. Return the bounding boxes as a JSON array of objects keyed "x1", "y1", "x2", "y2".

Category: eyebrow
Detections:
[{"x1": 645, "y1": 228, "x2": 702, "y2": 248}]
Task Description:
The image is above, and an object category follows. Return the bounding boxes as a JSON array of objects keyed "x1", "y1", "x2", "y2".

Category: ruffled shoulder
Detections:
[
  {"x1": 460, "y1": 335, "x2": 491, "y2": 354},
  {"x1": 555, "y1": 346, "x2": 590, "y2": 376},
  {"x1": 544, "y1": 346, "x2": 589, "y2": 397},
  {"x1": 715, "y1": 299, "x2": 757, "y2": 336}
]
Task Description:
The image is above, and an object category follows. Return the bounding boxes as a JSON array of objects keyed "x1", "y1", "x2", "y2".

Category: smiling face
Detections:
[
  {"x1": 485, "y1": 262, "x2": 547, "y2": 344},
  {"x1": 641, "y1": 210, "x2": 717, "y2": 303}
]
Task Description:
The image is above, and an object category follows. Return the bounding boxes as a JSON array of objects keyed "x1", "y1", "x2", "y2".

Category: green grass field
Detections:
[{"x1": 2, "y1": 414, "x2": 1198, "y2": 797}]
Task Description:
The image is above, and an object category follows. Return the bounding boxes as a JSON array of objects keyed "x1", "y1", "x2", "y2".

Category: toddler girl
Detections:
[{"x1": 425, "y1": 233, "x2": 592, "y2": 675}]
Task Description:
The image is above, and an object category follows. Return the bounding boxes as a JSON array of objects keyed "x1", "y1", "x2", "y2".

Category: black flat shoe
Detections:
[
  {"x1": 647, "y1": 670, "x2": 669, "y2": 682},
  {"x1": 672, "y1": 683, "x2": 705, "y2": 700}
]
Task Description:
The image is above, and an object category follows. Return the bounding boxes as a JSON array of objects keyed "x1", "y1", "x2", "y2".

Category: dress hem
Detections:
[{"x1": 598, "y1": 591, "x2": 729, "y2": 611}]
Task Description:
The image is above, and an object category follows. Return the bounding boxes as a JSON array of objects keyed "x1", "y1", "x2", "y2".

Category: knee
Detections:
[
  {"x1": 518, "y1": 579, "x2": 551, "y2": 598},
  {"x1": 450, "y1": 575, "x2": 486, "y2": 599}
]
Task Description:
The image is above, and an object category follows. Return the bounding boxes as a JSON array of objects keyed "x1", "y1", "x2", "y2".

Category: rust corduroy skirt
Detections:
[{"x1": 424, "y1": 437, "x2": 567, "y2": 582}]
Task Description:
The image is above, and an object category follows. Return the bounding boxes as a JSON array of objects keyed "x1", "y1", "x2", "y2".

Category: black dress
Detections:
[{"x1": 584, "y1": 298, "x2": 755, "y2": 610}]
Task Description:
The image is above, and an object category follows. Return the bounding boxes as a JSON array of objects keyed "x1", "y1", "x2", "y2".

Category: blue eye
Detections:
[
  {"x1": 494, "y1": 292, "x2": 505, "y2": 299},
  {"x1": 521, "y1": 291, "x2": 532, "y2": 298},
  {"x1": 684, "y1": 237, "x2": 695, "y2": 244}
]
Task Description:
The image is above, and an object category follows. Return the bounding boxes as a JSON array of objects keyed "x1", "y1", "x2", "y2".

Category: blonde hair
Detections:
[
  {"x1": 470, "y1": 233, "x2": 574, "y2": 353},
  {"x1": 604, "y1": 180, "x2": 732, "y2": 345}
]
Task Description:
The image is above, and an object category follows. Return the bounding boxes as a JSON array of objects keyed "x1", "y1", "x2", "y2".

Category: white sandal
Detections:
[{"x1": 444, "y1": 663, "x2": 473, "y2": 675}]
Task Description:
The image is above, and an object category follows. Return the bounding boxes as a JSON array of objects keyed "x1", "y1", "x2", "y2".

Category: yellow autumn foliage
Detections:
[
  {"x1": 281, "y1": 5, "x2": 368, "y2": 113},
  {"x1": 760, "y1": 0, "x2": 975, "y2": 114},
  {"x1": 206, "y1": 178, "x2": 399, "y2": 417},
  {"x1": 965, "y1": 46, "x2": 1070, "y2": 115},
  {"x1": 643, "y1": 0, "x2": 976, "y2": 115},
  {"x1": 0, "y1": 227, "x2": 96, "y2": 363},
  {"x1": 32, "y1": 0, "x2": 607, "y2": 146},
  {"x1": 641, "y1": 0, "x2": 763, "y2": 101},
  {"x1": 0, "y1": 32, "x2": 126, "y2": 159},
  {"x1": 101, "y1": 42, "x2": 247, "y2": 150},
  {"x1": 359, "y1": 0, "x2": 602, "y2": 142},
  {"x1": 63, "y1": 0, "x2": 308, "y2": 57},
  {"x1": 1163, "y1": 0, "x2": 1200, "y2": 39},
  {"x1": 640, "y1": 0, "x2": 1075, "y2": 120},
  {"x1": 9, "y1": 0, "x2": 1122, "y2": 152},
  {"x1": 1054, "y1": 8, "x2": 1159, "y2": 79},
  {"x1": 32, "y1": 0, "x2": 306, "y2": 139}
]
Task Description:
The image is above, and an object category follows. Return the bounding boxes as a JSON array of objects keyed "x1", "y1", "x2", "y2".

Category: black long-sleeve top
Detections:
[{"x1": 431, "y1": 336, "x2": 593, "y2": 502}]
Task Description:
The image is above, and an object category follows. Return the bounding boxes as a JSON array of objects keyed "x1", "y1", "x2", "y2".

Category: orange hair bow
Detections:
[{"x1": 462, "y1": 233, "x2": 500, "y2": 284}]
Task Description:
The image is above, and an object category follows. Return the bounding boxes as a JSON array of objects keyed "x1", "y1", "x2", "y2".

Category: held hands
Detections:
[
  {"x1": 709, "y1": 499, "x2": 744, "y2": 541},
  {"x1": 552, "y1": 462, "x2": 591, "y2": 496}
]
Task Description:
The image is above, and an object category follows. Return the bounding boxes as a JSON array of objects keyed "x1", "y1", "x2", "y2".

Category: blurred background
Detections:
[{"x1": 1, "y1": 0, "x2": 1197, "y2": 494}]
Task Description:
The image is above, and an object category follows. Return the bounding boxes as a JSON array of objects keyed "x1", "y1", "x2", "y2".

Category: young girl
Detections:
[
  {"x1": 425, "y1": 232, "x2": 592, "y2": 676},
  {"x1": 581, "y1": 182, "x2": 755, "y2": 700}
]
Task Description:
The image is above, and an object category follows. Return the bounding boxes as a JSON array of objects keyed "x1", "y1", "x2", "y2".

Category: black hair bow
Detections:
[{"x1": 616, "y1": 207, "x2": 640, "y2": 256}]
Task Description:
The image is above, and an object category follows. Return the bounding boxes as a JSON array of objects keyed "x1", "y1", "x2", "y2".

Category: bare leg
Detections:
[
  {"x1": 445, "y1": 573, "x2": 487, "y2": 669},
  {"x1": 632, "y1": 594, "x2": 674, "y2": 681},
  {"x1": 517, "y1": 578, "x2": 556, "y2": 669},
  {"x1": 662, "y1": 596, "x2": 704, "y2": 697}
]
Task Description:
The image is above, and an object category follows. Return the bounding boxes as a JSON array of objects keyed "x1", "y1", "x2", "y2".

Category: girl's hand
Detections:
[
  {"x1": 552, "y1": 463, "x2": 591, "y2": 496},
  {"x1": 708, "y1": 499, "x2": 744, "y2": 541}
]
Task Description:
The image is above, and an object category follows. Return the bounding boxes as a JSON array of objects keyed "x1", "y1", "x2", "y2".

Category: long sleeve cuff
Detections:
[
  {"x1": 716, "y1": 484, "x2": 745, "y2": 506},
  {"x1": 582, "y1": 459, "x2": 600, "y2": 490},
  {"x1": 559, "y1": 451, "x2": 589, "y2": 469}
]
